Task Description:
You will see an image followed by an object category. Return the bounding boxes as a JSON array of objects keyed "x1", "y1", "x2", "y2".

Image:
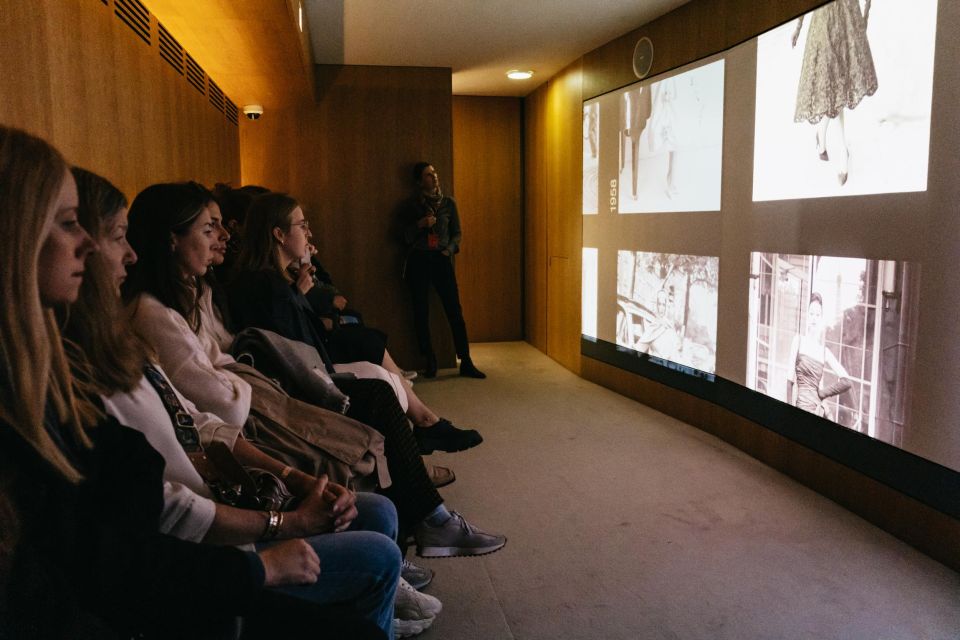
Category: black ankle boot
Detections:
[
  {"x1": 459, "y1": 357, "x2": 486, "y2": 379},
  {"x1": 424, "y1": 353, "x2": 438, "y2": 378}
]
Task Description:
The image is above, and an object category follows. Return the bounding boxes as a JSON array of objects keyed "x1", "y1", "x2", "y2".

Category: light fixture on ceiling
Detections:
[
  {"x1": 243, "y1": 104, "x2": 264, "y2": 121},
  {"x1": 506, "y1": 69, "x2": 534, "y2": 80}
]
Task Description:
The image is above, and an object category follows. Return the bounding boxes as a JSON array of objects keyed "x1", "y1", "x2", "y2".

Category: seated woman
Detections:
[
  {"x1": 64, "y1": 167, "x2": 409, "y2": 638},
  {"x1": 302, "y1": 243, "x2": 423, "y2": 377},
  {"x1": 120, "y1": 182, "x2": 506, "y2": 565},
  {"x1": 213, "y1": 184, "x2": 392, "y2": 363},
  {"x1": 0, "y1": 126, "x2": 383, "y2": 639},
  {"x1": 301, "y1": 243, "x2": 419, "y2": 376},
  {"x1": 303, "y1": 250, "x2": 365, "y2": 326},
  {"x1": 227, "y1": 192, "x2": 479, "y2": 455}
]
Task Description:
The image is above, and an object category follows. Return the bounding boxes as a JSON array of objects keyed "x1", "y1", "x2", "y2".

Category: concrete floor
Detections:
[{"x1": 408, "y1": 342, "x2": 960, "y2": 640}]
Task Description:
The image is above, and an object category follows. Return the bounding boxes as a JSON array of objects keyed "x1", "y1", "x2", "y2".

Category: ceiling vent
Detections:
[
  {"x1": 158, "y1": 23, "x2": 184, "y2": 75},
  {"x1": 209, "y1": 80, "x2": 225, "y2": 113},
  {"x1": 185, "y1": 53, "x2": 205, "y2": 95},
  {"x1": 224, "y1": 99, "x2": 239, "y2": 126},
  {"x1": 114, "y1": 0, "x2": 150, "y2": 45}
]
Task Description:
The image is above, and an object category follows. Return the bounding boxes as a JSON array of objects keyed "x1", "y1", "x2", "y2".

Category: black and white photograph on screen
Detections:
[
  {"x1": 746, "y1": 253, "x2": 920, "y2": 446},
  {"x1": 583, "y1": 101, "x2": 599, "y2": 214},
  {"x1": 754, "y1": 0, "x2": 937, "y2": 201},
  {"x1": 616, "y1": 251, "x2": 719, "y2": 373},
  {"x1": 582, "y1": 247, "x2": 599, "y2": 339},
  {"x1": 617, "y1": 60, "x2": 724, "y2": 214}
]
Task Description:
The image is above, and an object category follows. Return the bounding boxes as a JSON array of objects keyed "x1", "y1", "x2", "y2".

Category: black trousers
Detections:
[
  {"x1": 406, "y1": 250, "x2": 470, "y2": 358},
  {"x1": 334, "y1": 378, "x2": 443, "y2": 539}
]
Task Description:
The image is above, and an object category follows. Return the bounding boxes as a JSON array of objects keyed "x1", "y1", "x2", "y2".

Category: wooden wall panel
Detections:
[
  {"x1": 545, "y1": 61, "x2": 583, "y2": 374},
  {"x1": 524, "y1": 85, "x2": 548, "y2": 351},
  {"x1": 523, "y1": 61, "x2": 583, "y2": 369},
  {"x1": 240, "y1": 65, "x2": 454, "y2": 370},
  {"x1": 0, "y1": 3, "x2": 54, "y2": 137},
  {"x1": 0, "y1": 0, "x2": 239, "y2": 200},
  {"x1": 452, "y1": 96, "x2": 523, "y2": 342},
  {"x1": 147, "y1": 0, "x2": 314, "y2": 108}
]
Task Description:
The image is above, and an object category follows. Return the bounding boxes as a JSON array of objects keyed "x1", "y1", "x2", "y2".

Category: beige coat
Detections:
[{"x1": 130, "y1": 293, "x2": 390, "y2": 489}]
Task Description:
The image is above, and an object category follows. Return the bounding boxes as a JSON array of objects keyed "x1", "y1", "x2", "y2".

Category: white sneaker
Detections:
[{"x1": 393, "y1": 577, "x2": 441, "y2": 637}]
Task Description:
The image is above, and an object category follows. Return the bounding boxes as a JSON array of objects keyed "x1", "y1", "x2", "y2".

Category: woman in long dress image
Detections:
[
  {"x1": 786, "y1": 293, "x2": 853, "y2": 419},
  {"x1": 649, "y1": 77, "x2": 679, "y2": 198},
  {"x1": 792, "y1": 0, "x2": 877, "y2": 186}
]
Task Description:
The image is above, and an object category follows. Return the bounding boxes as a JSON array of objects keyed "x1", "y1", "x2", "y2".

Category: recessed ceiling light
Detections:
[{"x1": 506, "y1": 69, "x2": 534, "y2": 80}]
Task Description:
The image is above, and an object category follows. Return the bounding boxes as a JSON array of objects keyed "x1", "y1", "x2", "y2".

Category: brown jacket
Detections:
[{"x1": 226, "y1": 362, "x2": 391, "y2": 491}]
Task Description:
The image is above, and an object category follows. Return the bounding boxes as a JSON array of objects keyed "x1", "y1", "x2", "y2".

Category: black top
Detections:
[
  {"x1": 400, "y1": 194, "x2": 462, "y2": 254},
  {"x1": 303, "y1": 257, "x2": 340, "y2": 318},
  {"x1": 0, "y1": 411, "x2": 264, "y2": 639},
  {"x1": 226, "y1": 268, "x2": 336, "y2": 372}
]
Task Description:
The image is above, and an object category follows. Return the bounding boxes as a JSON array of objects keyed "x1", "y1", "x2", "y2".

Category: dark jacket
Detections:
[
  {"x1": 401, "y1": 194, "x2": 462, "y2": 255},
  {"x1": 226, "y1": 269, "x2": 335, "y2": 372},
  {"x1": 0, "y1": 412, "x2": 263, "y2": 639}
]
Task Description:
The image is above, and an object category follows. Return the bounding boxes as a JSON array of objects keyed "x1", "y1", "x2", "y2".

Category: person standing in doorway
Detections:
[{"x1": 401, "y1": 162, "x2": 485, "y2": 379}]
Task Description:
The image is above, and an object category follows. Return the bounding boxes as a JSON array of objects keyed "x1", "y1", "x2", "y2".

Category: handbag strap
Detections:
[
  {"x1": 143, "y1": 365, "x2": 203, "y2": 453},
  {"x1": 142, "y1": 365, "x2": 222, "y2": 482},
  {"x1": 142, "y1": 365, "x2": 286, "y2": 509}
]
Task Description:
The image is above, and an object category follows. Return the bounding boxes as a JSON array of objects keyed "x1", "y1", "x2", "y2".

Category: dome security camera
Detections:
[{"x1": 243, "y1": 104, "x2": 264, "y2": 120}]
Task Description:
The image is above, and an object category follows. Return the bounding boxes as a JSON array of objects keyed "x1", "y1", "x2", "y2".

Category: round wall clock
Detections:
[{"x1": 632, "y1": 36, "x2": 654, "y2": 79}]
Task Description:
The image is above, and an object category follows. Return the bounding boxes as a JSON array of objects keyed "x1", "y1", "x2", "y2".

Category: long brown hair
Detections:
[
  {"x1": 0, "y1": 127, "x2": 97, "y2": 483},
  {"x1": 234, "y1": 192, "x2": 299, "y2": 278},
  {"x1": 122, "y1": 182, "x2": 215, "y2": 332},
  {"x1": 63, "y1": 168, "x2": 152, "y2": 396}
]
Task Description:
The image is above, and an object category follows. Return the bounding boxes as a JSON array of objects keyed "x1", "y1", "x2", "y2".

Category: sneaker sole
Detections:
[
  {"x1": 416, "y1": 539, "x2": 507, "y2": 558},
  {"x1": 394, "y1": 615, "x2": 436, "y2": 638}
]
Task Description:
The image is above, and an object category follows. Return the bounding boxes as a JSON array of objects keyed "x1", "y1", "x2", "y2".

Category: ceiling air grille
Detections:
[
  {"x1": 158, "y1": 23, "x2": 184, "y2": 75},
  {"x1": 185, "y1": 54, "x2": 205, "y2": 95},
  {"x1": 224, "y1": 99, "x2": 239, "y2": 126},
  {"x1": 157, "y1": 23, "x2": 183, "y2": 75},
  {"x1": 114, "y1": 0, "x2": 150, "y2": 45},
  {"x1": 209, "y1": 80, "x2": 225, "y2": 113}
]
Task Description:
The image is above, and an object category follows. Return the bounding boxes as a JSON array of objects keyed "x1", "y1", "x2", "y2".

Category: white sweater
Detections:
[
  {"x1": 102, "y1": 365, "x2": 231, "y2": 542},
  {"x1": 130, "y1": 293, "x2": 252, "y2": 429},
  {"x1": 197, "y1": 287, "x2": 235, "y2": 354}
]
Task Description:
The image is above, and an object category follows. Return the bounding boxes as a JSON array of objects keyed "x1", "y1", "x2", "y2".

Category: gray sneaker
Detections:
[
  {"x1": 415, "y1": 511, "x2": 507, "y2": 558},
  {"x1": 401, "y1": 559, "x2": 435, "y2": 590}
]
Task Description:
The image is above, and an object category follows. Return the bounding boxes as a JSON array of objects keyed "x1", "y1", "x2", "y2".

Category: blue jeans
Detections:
[{"x1": 260, "y1": 492, "x2": 401, "y2": 639}]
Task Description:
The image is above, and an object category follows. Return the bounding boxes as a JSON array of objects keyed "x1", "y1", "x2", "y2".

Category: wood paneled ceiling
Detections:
[{"x1": 145, "y1": 0, "x2": 313, "y2": 109}]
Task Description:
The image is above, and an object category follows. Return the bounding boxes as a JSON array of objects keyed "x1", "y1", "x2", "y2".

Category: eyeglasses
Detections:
[{"x1": 291, "y1": 220, "x2": 310, "y2": 231}]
